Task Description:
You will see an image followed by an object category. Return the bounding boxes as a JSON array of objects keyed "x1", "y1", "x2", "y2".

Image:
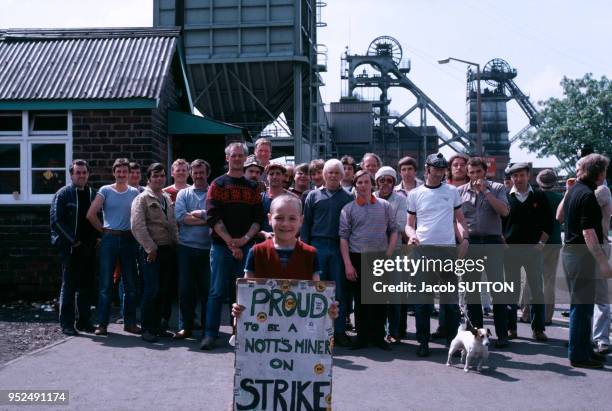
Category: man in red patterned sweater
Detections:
[{"x1": 200, "y1": 142, "x2": 265, "y2": 350}]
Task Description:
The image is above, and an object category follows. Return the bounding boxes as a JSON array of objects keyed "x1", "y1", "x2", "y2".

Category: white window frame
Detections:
[{"x1": 0, "y1": 110, "x2": 72, "y2": 205}]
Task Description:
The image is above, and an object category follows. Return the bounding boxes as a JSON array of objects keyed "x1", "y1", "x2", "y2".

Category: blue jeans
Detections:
[
  {"x1": 118, "y1": 253, "x2": 144, "y2": 319},
  {"x1": 59, "y1": 244, "x2": 95, "y2": 329},
  {"x1": 178, "y1": 245, "x2": 211, "y2": 330},
  {"x1": 563, "y1": 246, "x2": 597, "y2": 362},
  {"x1": 98, "y1": 233, "x2": 138, "y2": 327},
  {"x1": 504, "y1": 245, "x2": 545, "y2": 332},
  {"x1": 205, "y1": 242, "x2": 251, "y2": 338},
  {"x1": 140, "y1": 245, "x2": 176, "y2": 333},
  {"x1": 311, "y1": 238, "x2": 346, "y2": 334}
]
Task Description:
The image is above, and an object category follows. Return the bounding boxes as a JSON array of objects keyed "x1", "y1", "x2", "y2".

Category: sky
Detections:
[{"x1": 1, "y1": 0, "x2": 610, "y2": 167}]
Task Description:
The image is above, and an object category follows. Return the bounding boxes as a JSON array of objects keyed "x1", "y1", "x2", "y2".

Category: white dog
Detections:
[{"x1": 446, "y1": 320, "x2": 491, "y2": 372}]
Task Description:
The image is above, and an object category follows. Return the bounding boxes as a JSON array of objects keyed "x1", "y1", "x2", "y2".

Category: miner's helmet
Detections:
[{"x1": 425, "y1": 153, "x2": 448, "y2": 169}]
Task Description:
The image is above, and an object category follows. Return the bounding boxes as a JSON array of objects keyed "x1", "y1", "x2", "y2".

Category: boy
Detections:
[
  {"x1": 232, "y1": 195, "x2": 338, "y2": 316},
  {"x1": 247, "y1": 194, "x2": 320, "y2": 280}
]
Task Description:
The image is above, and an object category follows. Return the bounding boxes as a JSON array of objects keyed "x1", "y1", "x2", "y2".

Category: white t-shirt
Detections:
[{"x1": 407, "y1": 183, "x2": 461, "y2": 245}]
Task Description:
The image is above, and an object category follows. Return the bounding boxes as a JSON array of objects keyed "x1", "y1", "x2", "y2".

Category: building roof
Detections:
[
  {"x1": 0, "y1": 27, "x2": 181, "y2": 102},
  {"x1": 168, "y1": 110, "x2": 246, "y2": 136}
]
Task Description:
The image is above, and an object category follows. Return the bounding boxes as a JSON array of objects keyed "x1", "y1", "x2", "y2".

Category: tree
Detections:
[{"x1": 520, "y1": 74, "x2": 611, "y2": 176}]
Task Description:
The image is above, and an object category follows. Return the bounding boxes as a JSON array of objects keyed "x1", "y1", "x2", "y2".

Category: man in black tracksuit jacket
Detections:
[{"x1": 50, "y1": 160, "x2": 99, "y2": 335}]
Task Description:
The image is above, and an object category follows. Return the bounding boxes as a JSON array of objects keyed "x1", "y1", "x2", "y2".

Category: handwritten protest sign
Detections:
[{"x1": 233, "y1": 278, "x2": 335, "y2": 411}]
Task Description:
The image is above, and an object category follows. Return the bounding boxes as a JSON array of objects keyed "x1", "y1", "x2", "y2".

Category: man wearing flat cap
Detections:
[
  {"x1": 503, "y1": 162, "x2": 554, "y2": 342},
  {"x1": 519, "y1": 168, "x2": 560, "y2": 327}
]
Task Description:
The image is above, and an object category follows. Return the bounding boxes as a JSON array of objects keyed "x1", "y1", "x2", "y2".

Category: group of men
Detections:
[{"x1": 50, "y1": 137, "x2": 612, "y2": 368}]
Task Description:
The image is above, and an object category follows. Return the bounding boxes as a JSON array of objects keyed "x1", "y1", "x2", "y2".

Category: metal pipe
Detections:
[{"x1": 438, "y1": 57, "x2": 483, "y2": 156}]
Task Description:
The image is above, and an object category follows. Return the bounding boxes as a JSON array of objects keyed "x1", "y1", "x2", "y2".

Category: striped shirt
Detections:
[{"x1": 339, "y1": 197, "x2": 395, "y2": 253}]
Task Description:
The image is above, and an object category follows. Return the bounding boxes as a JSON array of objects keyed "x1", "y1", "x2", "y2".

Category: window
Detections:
[
  {"x1": 0, "y1": 112, "x2": 22, "y2": 133},
  {"x1": 31, "y1": 143, "x2": 67, "y2": 194},
  {"x1": 0, "y1": 111, "x2": 72, "y2": 204},
  {"x1": 30, "y1": 111, "x2": 68, "y2": 133},
  {"x1": 0, "y1": 144, "x2": 20, "y2": 194}
]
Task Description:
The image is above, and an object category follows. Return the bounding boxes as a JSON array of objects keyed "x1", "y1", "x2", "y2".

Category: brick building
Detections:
[{"x1": 0, "y1": 28, "x2": 246, "y2": 300}]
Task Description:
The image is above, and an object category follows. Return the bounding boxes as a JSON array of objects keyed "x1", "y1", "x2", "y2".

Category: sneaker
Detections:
[
  {"x1": 141, "y1": 330, "x2": 158, "y2": 343},
  {"x1": 94, "y1": 326, "x2": 108, "y2": 336},
  {"x1": 75, "y1": 323, "x2": 96, "y2": 333},
  {"x1": 561, "y1": 311, "x2": 570, "y2": 317},
  {"x1": 115, "y1": 318, "x2": 124, "y2": 324},
  {"x1": 334, "y1": 333, "x2": 352, "y2": 348},
  {"x1": 345, "y1": 321, "x2": 354, "y2": 332},
  {"x1": 385, "y1": 335, "x2": 399, "y2": 344},
  {"x1": 597, "y1": 342, "x2": 610, "y2": 355},
  {"x1": 174, "y1": 329, "x2": 192, "y2": 340},
  {"x1": 124, "y1": 324, "x2": 142, "y2": 335},
  {"x1": 200, "y1": 336, "x2": 216, "y2": 350},
  {"x1": 507, "y1": 330, "x2": 518, "y2": 340},
  {"x1": 61, "y1": 327, "x2": 79, "y2": 336},
  {"x1": 533, "y1": 331, "x2": 548, "y2": 342},
  {"x1": 416, "y1": 343, "x2": 430, "y2": 357},
  {"x1": 571, "y1": 359, "x2": 604, "y2": 369}
]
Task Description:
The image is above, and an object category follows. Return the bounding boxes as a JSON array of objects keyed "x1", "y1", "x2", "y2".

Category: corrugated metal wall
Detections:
[{"x1": 155, "y1": 0, "x2": 299, "y2": 61}]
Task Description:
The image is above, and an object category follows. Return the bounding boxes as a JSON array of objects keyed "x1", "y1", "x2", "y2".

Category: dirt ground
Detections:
[{"x1": 0, "y1": 300, "x2": 65, "y2": 365}]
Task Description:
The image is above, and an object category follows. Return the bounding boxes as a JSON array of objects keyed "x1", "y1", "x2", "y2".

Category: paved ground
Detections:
[{"x1": 1, "y1": 308, "x2": 611, "y2": 411}]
